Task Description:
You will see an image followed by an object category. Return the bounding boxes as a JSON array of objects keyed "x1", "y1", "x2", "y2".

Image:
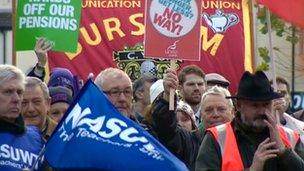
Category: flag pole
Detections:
[
  {"x1": 251, "y1": 0, "x2": 258, "y2": 70},
  {"x1": 22, "y1": 145, "x2": 46, "y2": 171},
  {"x1": 265, "y1": 8, "x2": 280, "y2": 123},
  {"x1": 291, "y1": 27, "x2": 296, "y2": 109},
  {"x1": 266, "y1": 9, "x2": 277, "y2": 89},
  {"x1": 169, "y1": 59, "x2": 176, "y2": 111}
]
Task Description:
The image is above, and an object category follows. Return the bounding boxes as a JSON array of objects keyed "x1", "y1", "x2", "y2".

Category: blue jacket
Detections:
[{"x1": 0, "y1": 126, "x2": 44, "y2": 171}]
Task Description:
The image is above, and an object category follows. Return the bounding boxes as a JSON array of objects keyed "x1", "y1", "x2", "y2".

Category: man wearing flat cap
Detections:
[
  {"x1": 205, "y1": 73, "x2": 230, "y2": 89},
  {"x1": 196, "y1": 71, "x2": 304, "y2": 171}
]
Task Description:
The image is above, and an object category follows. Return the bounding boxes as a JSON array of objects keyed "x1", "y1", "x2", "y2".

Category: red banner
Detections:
[
  {"x1": 48, "y1": 0, "x2": 253, "y2": 94},
  {"x1": 257, "y1": 0, "x2": 304, "y2": 28},
  {"x1": 145, "y1": 0, "x2": 202, "y2": 60}
]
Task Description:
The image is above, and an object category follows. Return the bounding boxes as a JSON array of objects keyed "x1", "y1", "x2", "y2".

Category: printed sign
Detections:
[
  {"x1": 144, "y1": 0, "x2": 202, "y2": 60},
  {"x1": 15, "y1": 0, "x2": 82, "y2": 52},
  {"x1": 292, "y1": 92, "x2": 304, "y2": 111}
]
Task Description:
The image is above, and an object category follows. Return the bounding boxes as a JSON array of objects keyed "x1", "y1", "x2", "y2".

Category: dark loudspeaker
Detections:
[{"x1": 0, "y1": 13, "x2": 12, "y2": 30}]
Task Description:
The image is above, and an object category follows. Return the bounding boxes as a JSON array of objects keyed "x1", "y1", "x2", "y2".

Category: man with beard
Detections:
[
  {"x1": 178, "y1": 65, "x2": 206, "y2": 125},
  {"x1": 196, "y1": 71, "x2": 304, "y2": 171},
  {"x1": 151, "y1": 68, "x2": 233, "y2": 171}
]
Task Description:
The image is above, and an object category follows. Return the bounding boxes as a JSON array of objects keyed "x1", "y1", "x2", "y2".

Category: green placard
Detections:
[{"x1": 15, "y1": 0, "x2": 82, "y2": 53}]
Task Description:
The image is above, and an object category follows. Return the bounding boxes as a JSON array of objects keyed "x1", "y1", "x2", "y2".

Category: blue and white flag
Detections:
[{"x1": 45, "y1": 80, "x2": 187, "y2": 171}]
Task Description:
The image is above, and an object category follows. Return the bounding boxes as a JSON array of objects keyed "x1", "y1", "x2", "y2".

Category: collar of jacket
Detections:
[
  {"x1": 42, "y1": 116, "x2": 58, "y2": 141},
  {"x1": 0, "y1": 114, "x2": 25, "y2": 134}
]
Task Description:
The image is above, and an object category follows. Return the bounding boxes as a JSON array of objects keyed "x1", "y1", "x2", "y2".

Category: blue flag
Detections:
[{"x1": 45, "y1": 80, "x2": 187, "y2": 171}]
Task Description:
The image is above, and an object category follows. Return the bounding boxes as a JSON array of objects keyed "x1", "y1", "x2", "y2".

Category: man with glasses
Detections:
[{"x1": 94, "y1": 67, "x2": 134, "y2": 119}]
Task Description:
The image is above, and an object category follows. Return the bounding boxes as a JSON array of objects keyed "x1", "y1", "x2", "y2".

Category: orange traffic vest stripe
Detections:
[{"x1": 208, "y1": 122, "x2": 300, "y2": 171}]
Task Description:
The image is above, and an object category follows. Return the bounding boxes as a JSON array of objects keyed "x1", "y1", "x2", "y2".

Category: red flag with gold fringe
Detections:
[{"x1": 256, "y1": 0, "x2": 304, "y2": 28}]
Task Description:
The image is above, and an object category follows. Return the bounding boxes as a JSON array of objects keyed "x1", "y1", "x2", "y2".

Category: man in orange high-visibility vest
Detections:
[
  {"x1": 151, "y1": 67, "x2": 234, "y2": 171},
  {"x1": 196, "y1": 71, "x2": 304, "y2": 171}
]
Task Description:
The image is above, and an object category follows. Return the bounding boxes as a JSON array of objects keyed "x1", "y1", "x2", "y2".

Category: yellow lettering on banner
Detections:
[
  {"x1": 103, "y1": 18, "x2": 126, "y2": 41},
  {"x1": 82, "y1": 0, "x2": 141, "y2": 8},
  {"x1": 132, "y1": 1, "x2": 141, "y2": 8},
  {"x1": 80, "y1": 23, "x2": 102, "y2": 45},
  {"x1": 202, "y1": 0, "x2": 240, "y2": 10},
  {"x1": 65, "y1": 13, "x2": 144, "y2": 60},
  {"x1": 100, "y1": 1, "x2": 107, "y2": 8},
  {"x1": 129, "y1": 13, "x2": 144, "y2": 36},
  {"x1": 123, "y1": 1, "x2": 132, "y2": 8},
  {"x1": 65, "y1": 42, "x2": 83, "y2": 60},
  {"x1": 201, "y1": 26, "x2": 224, "y2": 56},
  {"x1": 88, "y1": 0, "x2": 97, "y2": 7},
  {"x1": 108, "y1": 1, "x2": 114, "y2": 8}
]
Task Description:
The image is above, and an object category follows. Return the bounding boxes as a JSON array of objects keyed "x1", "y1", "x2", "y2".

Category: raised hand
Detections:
[
  {"x1": 163, "y1": 68, "x2": 178, "y2": 101},
  {"x1": 273, "y1": 98, "x2": 287, "y2": 116},
  {"x1": 264, "y1": 110, "x2": 286, "y2": 155},
  {"x1": 250, "y1": 138, "x2": 279, "y2": 171},
  {"x1": 34, "y1": 37, "x2": 53, "y2": 67}
]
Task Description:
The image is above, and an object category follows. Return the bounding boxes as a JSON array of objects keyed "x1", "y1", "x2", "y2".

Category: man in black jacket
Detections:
[
  {"x1": 196, "y1": 71, "x2": 304, "y2": 171},
  {"x1": 151, "y1": 68, "x2": 234, "y2": 171}
]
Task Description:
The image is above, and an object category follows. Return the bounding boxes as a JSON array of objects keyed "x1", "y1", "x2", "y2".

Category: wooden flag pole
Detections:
[
  {"x1": 266, "y1": 8, "x2": 280, "y2": 124},
  {"x1": 169, "y1": 59, "x2": 176, "y2": 111}
]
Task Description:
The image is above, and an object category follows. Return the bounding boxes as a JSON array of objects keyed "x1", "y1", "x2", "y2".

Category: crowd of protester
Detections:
[{"x1": 1, "y1": 38, "x2": 304, "y2": 171}]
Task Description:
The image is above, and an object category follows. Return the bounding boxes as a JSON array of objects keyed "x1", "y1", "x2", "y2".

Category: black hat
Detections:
[{"x1": 227, "y1": 71, "x2": 282, "y2": 101}]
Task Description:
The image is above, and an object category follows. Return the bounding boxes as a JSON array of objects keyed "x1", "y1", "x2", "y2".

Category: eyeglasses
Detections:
[{"x1": 103, "y1": 88, "x2": 133, "y2": 98}]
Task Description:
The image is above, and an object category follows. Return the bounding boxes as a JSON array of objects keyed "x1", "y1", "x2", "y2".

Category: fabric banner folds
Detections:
[
  {"x1": 48, "y1": 0, "x2": 253, "y2": 93},
  {"x1": 45, "y1": 79, "x2": 187, "y2": 170},
  {"x1": 256, "y1": 0, "x2": 304, "y2": 28}
]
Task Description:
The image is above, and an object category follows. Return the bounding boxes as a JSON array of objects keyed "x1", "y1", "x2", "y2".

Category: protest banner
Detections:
[
  {"x1": 46, "y1": 0, "x2": 253, "y2": 94},
  {"x1": 45, "y1": 80, "x2": 187, "y2": 171},
  {"x1": 144, "y1": 0, "x2": 202, "y2": 60},
  {"x1": 15, "y1": 0, "x2": 82, "y2": 52}
]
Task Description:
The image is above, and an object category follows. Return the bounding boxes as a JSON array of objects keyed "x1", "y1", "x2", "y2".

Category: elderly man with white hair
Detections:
[
  {"x1": 0, "y1": 64, "x2": 44, "y2": 170},
  {"x1": 94, "y1": 67, "x2": 134, "y2": 119},
  {"x1": 151, "y1": 68, "x2": 234, "y2": 171},
  {"x1": 199, "y1": 85, "x2": 234, "y2": 131}
]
